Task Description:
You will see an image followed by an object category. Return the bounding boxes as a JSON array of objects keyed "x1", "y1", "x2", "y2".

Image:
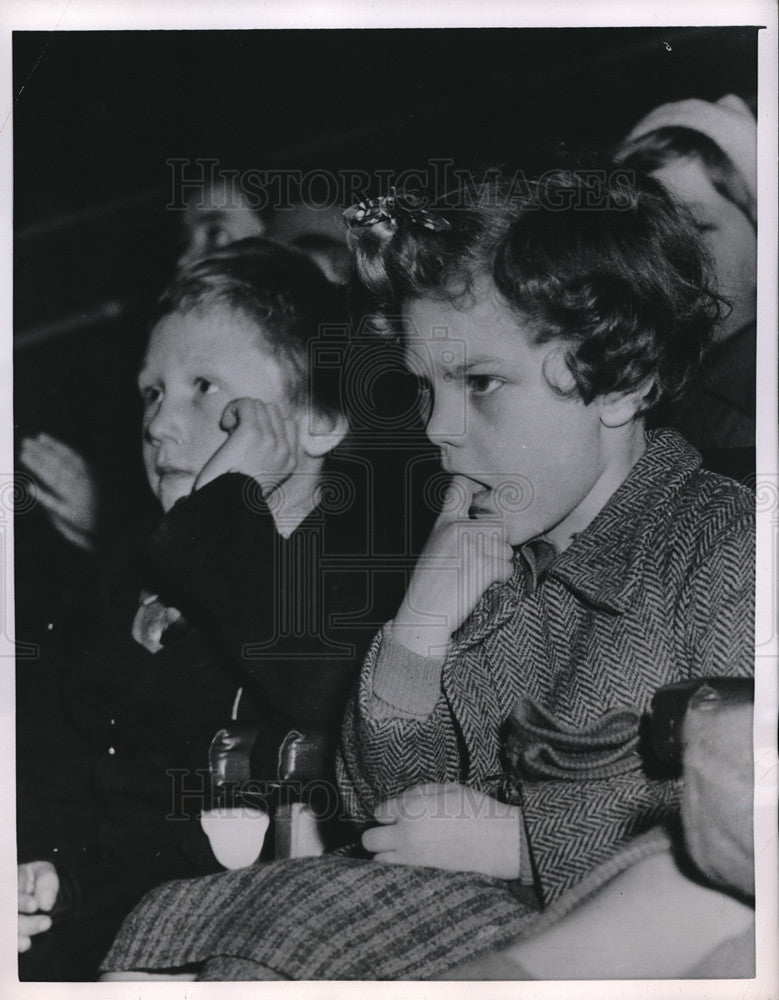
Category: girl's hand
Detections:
[
  {"x1": 19, "y1": 434, "x2": 100, "y2": 551},
  {"x1": 194, "y1": 398, "x2": 299, "y2": 497},
  {"x1": 361, "y1": 782, "x2": 522, "y2": 880},
  {"x1": 18, "y1": 861, "x2": 59, "y2": 952},
  {"x1": 392, "y1": 476, "x2": 514, "y2": 657}
]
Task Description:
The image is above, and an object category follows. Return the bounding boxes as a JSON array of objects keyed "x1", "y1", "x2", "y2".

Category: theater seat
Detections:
[{"x1": 206, "y1": 723, "x2": 340, "y2": 862}]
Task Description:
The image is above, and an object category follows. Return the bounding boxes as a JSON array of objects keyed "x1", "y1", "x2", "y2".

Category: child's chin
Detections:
[
  {"x1": 158, "y1": 478, "x2": 194, "y2": 512},
  {"x1": 503, "y1": 518, "x2": 545, "y2": 548}
]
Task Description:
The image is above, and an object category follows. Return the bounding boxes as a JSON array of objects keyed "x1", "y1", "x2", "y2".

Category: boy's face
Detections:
[
  {"x1": 404, "y1": 286, "x2": 635, "y2": 549},
  {"x1": 652, "y1": 156, "x2": 756, "y2": 342},
  {"x1": 139, "y1": 305, "x2": 295, "y2": 511}
]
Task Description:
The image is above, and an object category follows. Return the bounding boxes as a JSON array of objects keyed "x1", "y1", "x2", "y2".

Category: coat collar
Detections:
[{"x1": 454, "y1": 429, "x2": 702, "y2": 649}]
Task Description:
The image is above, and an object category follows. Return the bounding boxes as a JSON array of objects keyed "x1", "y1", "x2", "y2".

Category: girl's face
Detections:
[
  {"x1": 404, "y1": 285, "x2": 643, "y2": 550},
  {"x1": 139, "y1": 305, "x2": 291, "y2": 511},
  {"x1": 652, "y1": 156, "x2": 756, "y2": 343}
]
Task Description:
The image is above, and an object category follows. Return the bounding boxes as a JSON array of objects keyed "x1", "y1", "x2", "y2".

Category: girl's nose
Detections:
[{"x1": 424, "y1": 393, "x2": 465, "y2": 449}]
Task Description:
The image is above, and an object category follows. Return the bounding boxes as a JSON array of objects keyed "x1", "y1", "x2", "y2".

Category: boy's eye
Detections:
[
  {"x1": 140, "y1": 385, "x2": 162, "y2": 406},
  {"x1": 195, "y1": 377, "x2": 219, "y2": 397},
  {"x1": 467, "y1": 374, "x2": 503, "y2": 397}
]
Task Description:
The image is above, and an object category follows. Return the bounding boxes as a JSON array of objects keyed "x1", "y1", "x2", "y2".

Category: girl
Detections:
[{"x1": 100, "y1": 166, "x2": 754, "y2": 981}]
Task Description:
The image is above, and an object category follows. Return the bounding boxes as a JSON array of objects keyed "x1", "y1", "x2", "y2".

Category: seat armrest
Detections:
[
  {"x1": 207, "y1": 721, "x2": 342, "y2": 860},
  {"x1": 273, "y1": 728, "x2": 336, "y2": 784},
  {"x1": 209, "y1": 722, "x2": 336, "y2": 801},
  {"x1": 650, "y1": 676, "x2": 753, "y2": 764},
  {"x1": 209, "y1": 723, "x2": 263, "y2": 800}
]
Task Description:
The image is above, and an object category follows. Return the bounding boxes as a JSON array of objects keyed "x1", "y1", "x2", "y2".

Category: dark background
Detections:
[
  {"x1": 14, "y1": 27, "x2": 760, "y2": 440},
  {"x1": 12, "y1": 26, "x2": 759, "y2": 645}
]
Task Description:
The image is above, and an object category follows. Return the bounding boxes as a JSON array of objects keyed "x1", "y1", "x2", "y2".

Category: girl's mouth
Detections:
[{"x1": 468, "y1": 485, "x2": 493, "y2": 515}]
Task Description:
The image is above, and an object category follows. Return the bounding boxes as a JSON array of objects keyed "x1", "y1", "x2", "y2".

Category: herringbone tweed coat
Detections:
[{"x1": 101, "y1": 430, "x2": 754, "y2": 980}]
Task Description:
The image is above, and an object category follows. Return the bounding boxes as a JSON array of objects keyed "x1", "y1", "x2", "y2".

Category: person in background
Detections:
[
  {"x1": 616, "y1": 95, "x2": 757, "y2": 465},
  {"x1": 175, "y1": 170, "x2": 268, "y2": 274},
  {"x1": 18, "y1": 168, "x2": 270, "y2": 555},
  {"x1": 19, "y1": 434, "x2": 101, "y2": 552},
  {"x1": 291, "y1": 232, "x2": 352, "y2": 285}
]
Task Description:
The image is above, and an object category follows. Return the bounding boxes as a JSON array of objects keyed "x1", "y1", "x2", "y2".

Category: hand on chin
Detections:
[{"x1": 157, "y1": 472, "x2": 194, "y2": 512}]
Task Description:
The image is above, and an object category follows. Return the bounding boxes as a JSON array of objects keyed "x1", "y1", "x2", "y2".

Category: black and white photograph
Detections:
[{"x1": 2, "y1": 1, "x2": 777, "y2": 995}]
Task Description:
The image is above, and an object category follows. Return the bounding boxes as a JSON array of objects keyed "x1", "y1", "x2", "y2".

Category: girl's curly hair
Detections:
[{"x1": 347, "y1": 165, "x2": 723, "y2": 410}]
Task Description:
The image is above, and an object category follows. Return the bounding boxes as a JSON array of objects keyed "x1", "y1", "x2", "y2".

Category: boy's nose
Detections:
[{"x1": 145, "y1": 400, "x2": 185, "y2": 446}]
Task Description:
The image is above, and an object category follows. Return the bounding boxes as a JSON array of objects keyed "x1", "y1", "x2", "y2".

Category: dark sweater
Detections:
[{"x1": 17, "y1": 458, "x2": 413, "y2": 978}]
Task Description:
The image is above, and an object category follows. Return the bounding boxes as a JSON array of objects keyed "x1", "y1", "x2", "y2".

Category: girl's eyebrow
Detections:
[{"x1": 447, "y1": 354, "x2": 506, "y2": 374}]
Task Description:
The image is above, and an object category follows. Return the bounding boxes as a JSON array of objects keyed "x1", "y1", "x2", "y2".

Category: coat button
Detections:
[{"x1": 108, "y1": 747, "x2": 116, "y2": 755}]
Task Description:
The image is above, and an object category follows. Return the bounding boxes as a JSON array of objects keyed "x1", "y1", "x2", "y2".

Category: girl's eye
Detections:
[
  {"x1": 467, "y1": 374, "x2": 503, "y2": 398},
  {"x1": 195, "y1": 377, "x2": 219, "y2": 397},
  {"x1": 694, "y1": 220, "x2": 717, "y2": 235}
]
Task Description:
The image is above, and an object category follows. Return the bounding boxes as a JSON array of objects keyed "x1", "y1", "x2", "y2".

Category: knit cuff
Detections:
[{"x1": 369, "y1": 624, "x2": 445, "y2": 720}]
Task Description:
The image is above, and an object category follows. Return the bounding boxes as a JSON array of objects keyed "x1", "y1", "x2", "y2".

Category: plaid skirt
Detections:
[
  {"x1": 100, "y1": 855, "x2": 543, "y2": 980},
  {"x1": 100, "y1": 827, "x2": 675, "y2": 981}
]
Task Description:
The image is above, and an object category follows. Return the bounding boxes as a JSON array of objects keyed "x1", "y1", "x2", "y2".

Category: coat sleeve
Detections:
[
  {"x1": 516, "y1": 770, "x2": 682, "y2": 906},
  {"x1": 676, "y1": 510, "x2": 755, "y2": 681},
  {"x1": 335, "y1": 628, "x2": 463, "y2": 825}
]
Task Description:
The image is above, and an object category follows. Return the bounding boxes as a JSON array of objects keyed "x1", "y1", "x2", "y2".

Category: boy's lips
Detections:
[
  {"x1": 155, "y1": 467, "x2": 195, "y2": 495},
  {"x1": 155, "y1": 465, "x2": 192, "y2": 478}
]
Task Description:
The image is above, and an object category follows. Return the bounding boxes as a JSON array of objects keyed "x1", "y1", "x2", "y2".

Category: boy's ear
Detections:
[
  {"x1": 300, "y1": 409, "x2": 349, "y2": 458},
  {"x1": 598, "y1": 380, "x2": 655, "y2": 428}
]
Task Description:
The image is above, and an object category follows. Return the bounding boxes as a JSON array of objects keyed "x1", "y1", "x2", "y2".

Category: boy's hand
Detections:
[
  {"x1": 131, "y1": 592, "x2": 184, "y2": 654},
  {"x1": 195, "y1": 398, "x2": 299, "y2": 497},
  {"x1": 392, "y1": 476, "x2": 514, "y2": 656},
  {"x1": 18, "y1": 861, "x2": 59, "y2": 952},
  {"x1": 362, "y1": 782, "x2": 522, "y2": 880},
  {"x1": 19, "y1": 434, "x2": 100, "y2": 551}
]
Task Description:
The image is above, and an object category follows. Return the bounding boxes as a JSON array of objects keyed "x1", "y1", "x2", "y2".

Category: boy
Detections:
[{"x1": 17, "y1": 238, "x2": 407, "y2": 979}]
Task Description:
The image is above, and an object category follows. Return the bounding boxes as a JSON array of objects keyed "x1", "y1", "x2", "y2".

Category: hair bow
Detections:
[{"x1": 343, "y1": 188, "x2": 451, "y2": 232}]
